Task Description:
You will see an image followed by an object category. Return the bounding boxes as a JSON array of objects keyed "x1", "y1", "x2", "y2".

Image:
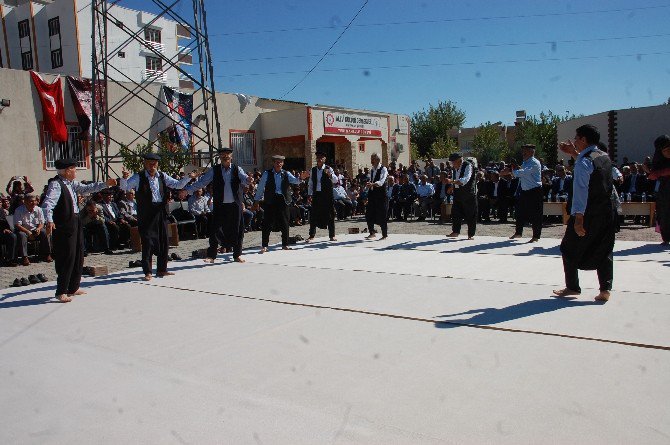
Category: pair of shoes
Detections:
[
  {"x1": 128, "y1": 260, "x2": 142, "y2": 268},
  {"x1": 82, "y1": 266, "x2": 94, "y2": 276},
  {"x1": 12, "y1": 278, "x2": 21, "y2": 287},
  {"x1": 170, "y1": 253, "x2": 182, "y2": 261},
  {"x1": 28, "y1": 275, "x2": 40, "y2": 284},
  {"x1": 36, "y1": 273, "x2": 48, "y2": 282},
  {"x1": 104, "y1": 249, "x2": 114, "y2": 255}
]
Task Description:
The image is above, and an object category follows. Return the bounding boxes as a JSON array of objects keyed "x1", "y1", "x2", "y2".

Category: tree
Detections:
[
  {"x1": 119, "y1": 132, "x2": 192, "y2": 176},
  {"x1": 513, "y1": 111, "x2": 576, "y2": 167},
  {"x1": 429, "y1": 135, "x2": 459, "y2": 159},
  {"x1": 471, "y1": 122, "x2": 509, "y2": 166},
  {"x1": 411, "y1": 100, "x2": 466, "y2": 157}
]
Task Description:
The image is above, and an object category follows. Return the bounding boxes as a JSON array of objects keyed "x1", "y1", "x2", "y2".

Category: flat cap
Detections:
[
  {"x1": 142, "y1": 153, "x2": 161, "y2": 161},
  {"x1": 272, "y1": 154, "x2": 286, "y2": 161},
  {"x1": 217, "y1": 146, "x2": 233, "y2": 153},
  {"x1": 55, "y1": 158, "x2": 77, "y2": 169}
]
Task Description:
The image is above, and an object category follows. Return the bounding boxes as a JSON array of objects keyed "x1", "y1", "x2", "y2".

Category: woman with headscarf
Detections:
[{"x1": 644, "y1": 135, "x2": 670, "y2": 245}]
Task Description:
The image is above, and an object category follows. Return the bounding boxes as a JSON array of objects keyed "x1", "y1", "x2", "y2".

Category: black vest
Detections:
[
  {"x1": 584, "y1": 149, "x2": 613, "y2": 219},
  {"x1": 52, "y1": 176, "x2": 77, "y2": 234},
  {"x1": 454, "y1": 160, "x2": 477, "y2": 196},
  {"x1": 368, "y1": 166, "x2": 388, "y2": 200},
  {"x1": 136, "y1": 171, "x2": 168, "y2": 221},
  {"x1": 264, "y1": 169, "x2": 292, "y2": 205},
  {"x1": 311, "y1": 165, "x2": 334, "y2": 197},
  {"x1": 213, "y1": 164, "x2": 241, "y2": 206}
]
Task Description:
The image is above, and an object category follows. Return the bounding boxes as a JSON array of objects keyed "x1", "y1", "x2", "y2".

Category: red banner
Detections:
[
  {"x1": 324, "y1": 127, "x2": 382, "y2": 137},
  {"x1": 30, "y1": 71, "x2": 68, "y2": 142}
]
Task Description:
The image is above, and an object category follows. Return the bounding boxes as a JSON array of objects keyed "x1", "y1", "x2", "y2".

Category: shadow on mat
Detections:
[
  {"x1": 613, "y1": 243, "x2": 670, "y2": 258},
  {"x1": 433, "y1": 298, "x2": 602, "y2": 328},
  {"x1": 0, "y1": 297, "x2": 59, "y2": 308},
  {"x1": 440, "y1": 239, "x2": 514, "y2": 254},
  {"x1": 377, "y1": 238, "x2": 452, "y2": 251}
]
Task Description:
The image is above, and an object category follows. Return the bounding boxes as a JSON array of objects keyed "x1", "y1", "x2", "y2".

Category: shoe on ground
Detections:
[
  {"x1": 104, "y1": 249, "x2": 114, "y2": 255},
  {"x1": 20, "y1": 277, "x2": 29, "y2": 286},
  {"x1": 28, "y1": 275, "x2": 39, "y2": 284},
  {"x1": 170, "y1": 253, "x2": 182, "y2": 261},
  {"x1": 21, "y1": 257, "x2": 30, "y2": 266},
  {"x1": 529, "y1": 237, "x2": 540, "y2": 242},
  {"x1": 509, "y1": 233, "x2": 522, "y2": 239},
  {"x1": 12, "y1": 278, "x2": 21, "y2": 287},
  {"x1": 37, "y1": 273, "x2": 48, "y2": 283}
]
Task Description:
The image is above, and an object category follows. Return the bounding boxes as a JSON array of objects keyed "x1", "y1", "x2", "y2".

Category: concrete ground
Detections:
[
  {"x1": 1, "y1": 226, "x2": 669, "y2": 443},
  {"x1": 0, "y1": 215, "x2": 662, "y2": 290}
]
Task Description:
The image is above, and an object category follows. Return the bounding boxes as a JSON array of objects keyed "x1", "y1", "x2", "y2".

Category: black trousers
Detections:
[
  {"x1": 53, "y1": 218, "x2": 84, "y2": 296},
  {"x1": 452, "y1": 191, "x2": 477, "y2": 237},
  {"x1": 262, "y1": 196, "x2": 290, "y2": 247},
  {"x1": 478, "y1": 197, "x2": 491, "y2": 221},
  {"x1": 0, "y1": 231, "x2": 17, "y2": 262},
  {"x1": 208, "y1": 203, "x2": 244, "y2": 259},
  {"x1": 515, "y1": 187, "x2": 543, "y2": 238},
  {"x1": 140, "y1": 204, "x2": 169, "y2": 276},
  {"x1": 562, "y1": 253, "x2": 613, "y2": 292}
]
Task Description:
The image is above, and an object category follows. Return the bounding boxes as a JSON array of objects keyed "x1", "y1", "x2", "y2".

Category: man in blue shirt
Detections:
[
  {"x1": 554, "y1": 124, "x2": 614, "y2": 302},
  {"x1": 501, "y1": 144, "x2": 543, "y2": 242}
]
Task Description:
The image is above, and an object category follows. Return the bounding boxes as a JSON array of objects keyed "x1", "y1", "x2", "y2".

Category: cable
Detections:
[
  {"x1": 279, "y1": 0, "x2": 368, "y2": 99},
  {"x1": 212, "y1": 4, "x2": 670, "y2": 37},
  {"x1": 217, "y1": 50, "x2": 670, "y2": 78},
  {"x1": 217, "y1": 32, "x2": 670, "y2": 63}
]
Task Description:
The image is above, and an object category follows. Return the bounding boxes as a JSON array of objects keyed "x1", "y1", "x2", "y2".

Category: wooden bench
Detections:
[
  {"x1": 543, "y1": 201, "x2": 569, "y2": 224},
  {"x1": 129, "y1": 223, "x2": 180, "y2": 252},
  {"x1": 440, "y1": 203, "x2": 453, "y2": 222},
  {"x1": 620, "y1": 202, "x2": 656, "y2": 227}
]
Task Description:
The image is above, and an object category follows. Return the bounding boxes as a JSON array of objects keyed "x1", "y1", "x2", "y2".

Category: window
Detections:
[
  {"x1": 18, "y1": 19, "x2": 30, "y2": 38},
  {"x1": 117, "y1": 51, "x2": 125, "y2": 58},
  {"x1": 48, "y1": 17, "x2": 60, "y2": 36},
  {"x1": 50, "y1": 48, "x2": 63, "y2": 68},
  {"x1": 42, "y1": 123, "x2": 87, "y2": 170},
  {"x1": 145, "y1": 56, "x2": 162, "y2": 71},
  {"x1": 230, "y1": 131, "x2": 255, "y2": 165},
  {"x1": 21, "y1": 51, "x2": 33, "y2": 70},
  {"x1": 144, "y1": 28, "x2": 161, "y2": 43}
]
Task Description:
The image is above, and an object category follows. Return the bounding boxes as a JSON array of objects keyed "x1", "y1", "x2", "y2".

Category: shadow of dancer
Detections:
[{"x1": 434, "y1": 298, "x2": 602, "y2": 329}]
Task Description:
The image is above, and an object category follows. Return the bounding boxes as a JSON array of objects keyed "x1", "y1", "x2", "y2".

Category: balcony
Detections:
[
  {"x1": 143, "y1": 69, "x2": 167, "y2": 83},
  {"x1": 140, "y1": 39, "x2": 164, "y2": 54},
  {"x1": 178, "y1": 53, "x2": 193, "y2": 65}
]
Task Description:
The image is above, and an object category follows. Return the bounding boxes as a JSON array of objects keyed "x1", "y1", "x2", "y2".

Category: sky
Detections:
[{"x1": 122, "y1": 0, "x2": 670, "y2": 127}]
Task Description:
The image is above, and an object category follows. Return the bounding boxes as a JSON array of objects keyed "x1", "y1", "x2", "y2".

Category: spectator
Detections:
[
  {"x1": 394, "y1": 174, "x2": 417, "y2": 221},
  {"x1": 347, "y1": 184, "x2": 360, "y2": 216},
  {"x1": 81, "y1": 200, "x2": 111, "y2": 254},
  {"x1": 0, "y1": 201, "x2": 18, "y2": 266},
  {"x1": 386, "y1": 176, "x2": 398, "y2": 219},
  {"x1": 413, "y1": 175, "x2": 435, "y2": 220},
  {"x1": 13, "y1": 194, "x2": 51, "y2": 265},
  {"x1": 118, "y1": 190, "x2": 139, "y2": 226},
  {"x1": 187, "y1": 188, "x2": 210, "y2": 238},
  {"x1": 489, "y1": 171, "x2": 510, "y2": 222},
  {"x1": 333, "y1": 183, "x2": 354, "y2": 220},
  {"x1": 477, "y1": 171, "x2": 493, "y2": 223},
  {"x1": 6, "y1": 175, "x2": 35, "y2": 214},
  {"x1": 100, "y1": 189, "x2": 130, "y2": 249}
]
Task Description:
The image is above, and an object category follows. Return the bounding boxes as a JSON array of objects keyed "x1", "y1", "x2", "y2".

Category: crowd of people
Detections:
[{"x1": 1, "y1": 128, "x2": 669, "y2": 302}]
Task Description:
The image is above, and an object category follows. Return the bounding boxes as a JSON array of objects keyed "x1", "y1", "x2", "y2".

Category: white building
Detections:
[{"x1": 0, "y1": 0, "x2": 192, "y2": 88}]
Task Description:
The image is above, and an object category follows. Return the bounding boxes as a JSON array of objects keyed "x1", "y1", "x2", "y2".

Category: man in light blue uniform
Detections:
[{"x1": 502, "y1": 144, "x2": 543, "y2": 241}]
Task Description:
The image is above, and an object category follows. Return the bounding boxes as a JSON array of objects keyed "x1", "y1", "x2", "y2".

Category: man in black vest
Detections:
[
  {"x1": 42, "y1": 158, "x2": 116, "y2": 302},
  {"x1": 306, "y1": 150, "x2": 336, "y2": 242},
  {"x1": 252, "y1": 155, "x2": 307, "y2": 253},
  {"x1": 365, "y1": 152, "x2": 389, "y2": 239},
  {"x1": 120, "y1": 153, "x2": 195, "y2": 281},
  {"x1": 185, "y1": 147, "x2": 249, "y2": 262},
  {"x1": 554, "y1": 124, "x2": 615, "y2": 302},
  {"x1": 446, "y1": 153, "x2": 478, "y2": 239}
]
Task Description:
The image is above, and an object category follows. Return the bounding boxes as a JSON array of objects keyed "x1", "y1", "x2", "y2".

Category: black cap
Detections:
[
  {"x1": 272, "y1": 154, "x2": 286, "y2": 161},
  {"x1": 521, "y1": 144, "x2": 536, "y2": 151},
  {"x1": 142, "y1": 153, "x2": 161, "y2": 161},
  {"x1": 448, "y1": 153, "x2": 462, "y2": 162},
  {"x1": 217, "y1": 146, "x2": 233, "y2": 153},
  {"x1": 54, "y1": 158, "x2": 77, "y2": 169},
  {"x1": 100, "y1": 188, "x2": 114, "y2": 195}
]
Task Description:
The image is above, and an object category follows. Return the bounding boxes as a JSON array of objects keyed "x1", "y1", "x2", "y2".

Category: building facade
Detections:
[{"x1": 0, "y1": 0, "x2": 190, "y2": 88}]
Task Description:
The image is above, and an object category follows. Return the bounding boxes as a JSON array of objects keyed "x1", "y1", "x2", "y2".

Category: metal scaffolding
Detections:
[{"x1": 90, "y1": 0, "x2": 221, "y2": 180}]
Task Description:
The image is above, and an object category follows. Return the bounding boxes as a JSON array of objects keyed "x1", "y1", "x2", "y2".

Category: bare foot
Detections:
[
  {"x1": 203, "y1": 258, "x2": 215, "y2": 263},
  {"x1": 552, "y1": 288, "x2": 581, "y2": 298},
  {"x1": 143, "y1": 274, "x2": 153, "y2": 281},
  {"x1": 234, "y1": 257, "x2": 246, "y2": 263},
  {"x1": 529, "y1": 237, "x2": 540, "y2": 243},
  {"x1": 282, "y1": 246, "x2": 292, "y2": 250},
  {"x1": 467, "y1": 236, "x2": 475, "y2": 240},
  {"x1": 70, "y1": 289, "x2": 87, "y2": 296},
  {"x1": 329, "y1": 237, "x2": 337, "y2": 241},
  {"x1": 380, "y1": 236, "x2": 388, "y2": 240},
  {"x1": 259, "y1": 247, "x2": 268, "y2": 254},
  {"x1": 509, "y1": 233, "x2": 522, "y2": 239},
  {"x1": 305, "y1": 237, "x2": 314, "y2": 243},
  {"x1": 365, "y1": 234, "x2": 376, "y2": 240},
  {"x1": 56, "y1": 294, "x2": 72, "y2": 303},
  {"x1": 595, "y1": 291, "x2": 610, "y2": 302},
  {"x1": 157, "y1": 271, "x2": 175, "y2": 277},
  {"x1": 447, "y1": 232, "x2": 459, "y2": 237}
]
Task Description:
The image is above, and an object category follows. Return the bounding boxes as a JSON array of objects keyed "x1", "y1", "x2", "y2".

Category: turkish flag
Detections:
[{"x1": 30, "y1": 71, "x2": 68, "y2": 142}]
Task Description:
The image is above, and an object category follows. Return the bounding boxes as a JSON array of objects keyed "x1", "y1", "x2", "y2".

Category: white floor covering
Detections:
[{"x1": 1, "y1": 235, "x2": 669, "y2": 444}]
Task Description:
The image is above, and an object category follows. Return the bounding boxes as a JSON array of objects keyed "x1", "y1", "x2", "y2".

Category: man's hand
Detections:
[
  {"x1": 3, "y1": 229, "x2": 11, "y2": 235},
  {"x1": 251, "y1": 202, "x2": 260, "y2": 212},
  {"x1": 46, "y1": 222, "x2": 55, "y2": 236},
  {"x1": 574, "y1": 214, "x2": 586, "y2": 237},
  {"x1": 106, "y1": 178, "x2": 117, "y2": 187},
  {"x1": 307, "y1": 196, "x2": 312, "y2": 204},
  {"x1": 558, "y1": 140, "x2": 578, "y2": 158},
  {"x1": 499, "y1": 168, "x2": 512, "y2": 177},
  {"x1": 188, "y1": 170, "x2": 201, "y2": 180},
  {"x1": 121, "y1": 169, "x2": 130, "y2": 179}
]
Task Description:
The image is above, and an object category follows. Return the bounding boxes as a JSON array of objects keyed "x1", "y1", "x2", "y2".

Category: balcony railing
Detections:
[
  {"x1": 143, "y1": 69, "x2": 167, "y2": 83},
  {"x1": 141, "y1": 39, "x2": 164, "y2": 54}
]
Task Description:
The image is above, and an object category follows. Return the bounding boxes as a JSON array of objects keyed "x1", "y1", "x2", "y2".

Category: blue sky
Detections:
[{"x1": 124, "y1": 0, "x2": 670, "y2": 126}]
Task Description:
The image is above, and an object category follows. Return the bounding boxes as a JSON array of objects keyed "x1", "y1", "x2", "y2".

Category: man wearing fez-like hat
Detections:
[
  {"x1": 252, "y1": 154, "x2": 309, "y2": 253},
  {"x1": 184, "y1": 146, "x2": 249, "y2": 263},
  {"x1": 445, "y1": 152, "x2": 478, "y2": 239},
  {"x1": 120, "y1": 152, "x2": 197, "y2": 281},
  {"x1": 42, "y1": 158, "x2": 117, "y2": 302},
  {"x1": 305, "y1": 150, "x2": 337, "y2": 242}
]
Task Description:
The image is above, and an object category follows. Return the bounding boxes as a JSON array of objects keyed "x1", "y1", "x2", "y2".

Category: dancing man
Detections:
[
  {"x1": 42, "y1": 158, "x2": 116, "y2": 302},
  {"x1": 446, "y1": 153, "x2": 478, "y2": 239},
  {"x1": 365, "y1": 153, "x2": 389, "y2": 240},
  {"x1": 306, "y1": 150, "x2": 336, "y2": 242},
  {"x1": 120, "y1": 153, "x2": 195, "y2": 280}
]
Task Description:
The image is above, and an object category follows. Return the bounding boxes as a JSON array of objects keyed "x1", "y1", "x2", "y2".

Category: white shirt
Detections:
[
  {"x1": 369, "y1": 165, "x2": 388, "y2": 188},
  {"x1": 120, "y1": 171, "x2": 191, "y2": 203},
  {"x1": 103, "y1": 203, "x2": 116, "y2": 219},
  {"x1": 13, "y1": 205, "x2": 45, "y2": 231},
  {"x1": 453, "y1": 163, "x2": 472, "y2": 188},
  {"x1": 188, "y1": 195, "x2": 210, "y2": 215},
  {"x1": 307, "y1": 165, "x2": 335, "y2": 195},
  {"x1": 42, "y1": 176, "x2": 109, "y2": 223}
]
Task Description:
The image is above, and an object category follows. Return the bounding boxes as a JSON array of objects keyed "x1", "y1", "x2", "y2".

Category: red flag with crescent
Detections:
[{"x1": 30, "y1": 71, "x2": 68, "y2": 142}]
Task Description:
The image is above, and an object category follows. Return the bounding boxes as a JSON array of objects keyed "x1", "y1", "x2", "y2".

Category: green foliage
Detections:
[
  {"x1": 119, "y1": 132, "x2": 192, "y2": 176},
  {"x1": 411, "y1": 100, "x2": 466, "y2": 157},
  {"x1": 513, "y1": 111, "x2": 576, "y2": 167},
  {"x1": 409, "y1": 142, "x2": 420, "y2": 163},
  {"x1": 471, "y1": 122, "x2": 509, "y2": 165},
  {"x1": 429, "y1": 135, "x2": 459, "y2": 159}
]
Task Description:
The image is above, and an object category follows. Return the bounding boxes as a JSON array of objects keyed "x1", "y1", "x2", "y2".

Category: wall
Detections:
[
  {"x1": 616, "y1": 105, "x2": 670, "y2": 163},
  {"x1": 557, "y1": 112, "x2": 609, "y2": 162}
]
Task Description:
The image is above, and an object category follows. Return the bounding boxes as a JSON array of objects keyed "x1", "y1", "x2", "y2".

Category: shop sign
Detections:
[{"x1": 324, "y1": 111, "x2": 382, "y2": 137}]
